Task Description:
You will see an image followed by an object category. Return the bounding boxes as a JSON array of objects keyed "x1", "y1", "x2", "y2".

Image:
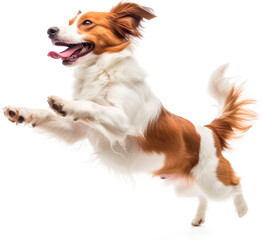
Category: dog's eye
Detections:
[{"x1": 82, "y1": 20, "x2": 92, "y2": 26}]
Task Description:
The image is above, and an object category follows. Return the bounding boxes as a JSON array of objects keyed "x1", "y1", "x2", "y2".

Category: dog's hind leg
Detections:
[
  {"x1": 192, "y1": 126, "x2": 248, "y2": 218},
  {"x1": 3, "y1": 106, "x2": 89, "y2": 144},
  {"x1": 233, "y1": 184, "x2": 248, "y2": 217},
  {"x1": 174, "y1": 180, "x2": 208, "y2": 226}
]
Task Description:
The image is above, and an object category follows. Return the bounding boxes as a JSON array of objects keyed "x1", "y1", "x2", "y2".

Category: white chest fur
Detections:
[{"x1": 70, "y1": 48, "x2": 163, "y2": 174}]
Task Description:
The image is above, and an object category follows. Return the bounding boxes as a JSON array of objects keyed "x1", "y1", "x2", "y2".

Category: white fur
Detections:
[
  {"x1": 208, "y1": 63, "x2": 241, "y2": 116},
  {"x1": 174, "y1": 179, "x2": 207, "y2": 226},
  {"x1": 234, "y1": 186, "x2": 248, "y2": 218},
  {"x1": 208, "y1": 63, "x2": 232, "y2": 104},
  {"x1": 57, "y1": 14, "x2": 84, "y2": 44},
  {"x1": 192, "y1": 126, "x2": 234, "y2": 200},
  {"x1": 69, "y1": 48, "x2": 164, "y2": 174},
  {"x1": 3, "y1": 107, "x2": 89, "y2": 144}
]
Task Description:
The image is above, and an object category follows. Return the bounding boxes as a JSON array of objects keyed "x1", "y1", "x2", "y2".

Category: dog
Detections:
[{"x1": 3, "y1": 2, "x2": 257, "y2": 226}]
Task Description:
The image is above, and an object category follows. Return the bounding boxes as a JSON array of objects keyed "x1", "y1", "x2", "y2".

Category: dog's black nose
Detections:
[{"x1": 47, "y1": 27, "x2": 59, "y2": 37}]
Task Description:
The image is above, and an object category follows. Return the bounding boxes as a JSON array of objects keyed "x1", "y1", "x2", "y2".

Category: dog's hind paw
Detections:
[
  {"x1": 234, "y1": 194, "x2": 248, "y2": 218},
  {"x1": 191, "y1": 216, "x2": 205, "y2": 227}
]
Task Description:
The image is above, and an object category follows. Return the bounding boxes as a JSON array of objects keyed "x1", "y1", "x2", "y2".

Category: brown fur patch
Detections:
[
  {"x1": 206, "y1": 85, "x2": 257, "y2": 150},
  {"x1": 110, "y1": 2, "x2": 156, "y2": 39},
  {"x1": 217, "y1": 156, "x2": 240, "y2": 186},
  {"x1": 211, "y1": 131, "x2": 240, "y2": 186},
  {"x1": 136, "y1": 108, "x2": 200, "y2": 179},
  {"x1": 69, "y1": 10, "x2": 82, "y2": 25}
]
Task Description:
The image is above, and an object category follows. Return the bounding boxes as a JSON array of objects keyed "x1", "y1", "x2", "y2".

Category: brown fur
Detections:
[
  {"x1": 212, "y1": 131, "x2": 240, "y2": 186},
  {"x1": 137, "y1": 84, "x2": 256, "y2": 185},
  {"x1": 206, "y1": 84, "x2": 257, "y2": 186},
  {"x1": 110, "y1": 2, "x2": 156, "y2": 39},
  {"x1": 77, "y1": 12, "x2": 130, "y2": 54},
  {"x1": 75, "y1": 2, "x2": 155, "y2": 54},
  {"x1": 217, "y1": 156, "x2": 240, "y2": 186},
  {"x1": 136, "y1": 108, "x2": 200, "y2": 179},
  {"x1": 206, "y1": 85, "x2": 257, "y2": 150}
]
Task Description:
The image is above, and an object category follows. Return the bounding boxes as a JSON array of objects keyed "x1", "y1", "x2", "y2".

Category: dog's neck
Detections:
[
  {"x1": 72, "y1": 46, "x2": 147, "y2": 102},
  {"x1": 75, "y1": 45, "x2": 138, "y2": 72}
]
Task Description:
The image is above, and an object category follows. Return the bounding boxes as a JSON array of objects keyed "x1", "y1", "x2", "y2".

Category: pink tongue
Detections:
[{"x1": 48, "y1": 45, "x2": 81, "y2": 59}]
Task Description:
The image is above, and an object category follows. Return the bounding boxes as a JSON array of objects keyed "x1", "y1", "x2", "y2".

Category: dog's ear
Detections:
[{"x1": 110, "y1": 2, "x2": 156, "y2": 39}]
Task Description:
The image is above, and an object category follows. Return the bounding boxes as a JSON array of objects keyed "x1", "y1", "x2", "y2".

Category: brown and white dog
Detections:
[{"x1": 3, "y1": 2, "x2": 257, "y2": 226}]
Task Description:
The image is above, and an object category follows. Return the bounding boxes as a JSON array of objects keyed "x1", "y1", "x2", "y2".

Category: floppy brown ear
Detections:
[{"x1": 110, "y1": 2, "x2": 156, "y2": 39}]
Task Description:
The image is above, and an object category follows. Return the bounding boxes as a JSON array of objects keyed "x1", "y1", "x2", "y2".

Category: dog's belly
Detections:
[{"x1": 87, "y1": 129, "x2": 165, "y2": 175}]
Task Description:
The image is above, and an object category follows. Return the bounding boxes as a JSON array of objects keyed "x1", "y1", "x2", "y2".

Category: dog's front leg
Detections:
[
  {"x1": 3, "y1": 106, "x2": 89, "y2": 144},
  {"x1": 48, "y1": 96, "x2": 131, "y2": 141}
]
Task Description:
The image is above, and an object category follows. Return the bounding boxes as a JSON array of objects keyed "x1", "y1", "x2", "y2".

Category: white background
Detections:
[{"x1": 0, "y1": 0, "x2": 262, "y2": 239}]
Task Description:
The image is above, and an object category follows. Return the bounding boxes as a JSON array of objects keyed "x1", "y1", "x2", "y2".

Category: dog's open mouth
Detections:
[{"x1": 48, "y1": 42, "x2": 94, "y2": 65}]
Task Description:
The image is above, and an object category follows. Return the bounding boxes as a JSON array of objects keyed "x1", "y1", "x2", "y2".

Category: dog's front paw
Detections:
[
  {"x1": 3, "y1": 107, "x2": 33, "y2": 125},
  {"x1": 47, "y1": 96, "x2": 67, "y2": 116}
]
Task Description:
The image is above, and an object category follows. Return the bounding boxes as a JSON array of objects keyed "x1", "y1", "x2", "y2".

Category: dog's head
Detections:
[{"x1": 47, "y1": 2, "x2": 155, "y2": 66}]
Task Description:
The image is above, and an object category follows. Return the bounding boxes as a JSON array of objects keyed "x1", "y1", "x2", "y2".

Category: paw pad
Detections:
[
  {"x1": 9, "y1": 110, "x2": 16, "y2": 117},
  {"x1": 48, "y1": 97, "x2": 66, "y2": 116},
  {"x1": 18, "y1": 116, "x2": 24, "y2": 123},
  {"x1": 3, "y1": 107, "x2": 29, "y2": 125}
]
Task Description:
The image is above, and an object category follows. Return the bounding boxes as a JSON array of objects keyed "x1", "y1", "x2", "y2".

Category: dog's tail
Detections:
[{"x1": 205, "y1": 64, "x2": 257, "y2": 150}]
